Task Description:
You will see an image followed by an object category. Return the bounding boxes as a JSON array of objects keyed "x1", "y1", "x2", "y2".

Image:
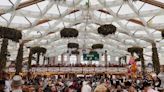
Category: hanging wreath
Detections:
[
  {"x1": 92, "y1": 44, "x2": 103, "y2": 49},
  {"x1": 97, "y1": 24, "x2": 116, "y2": 36},
  {"x1": 68, "y1": 43, "x2": 79, "y2": 49},
  {"x1": 71, "y1": 50, "x2": 79, "y2": 55},
  {"x1": 60, "y1": 28, "x2": 78, "y2": 38},
  {"x1": 0, "y1": 26, "x2": 22, "y2": 42},
  {"x1": 30, "y1": 46, "x2": 47, "y2": 54},
  {"x1": 127, "y1": 47, "x2": 143, "y2": 54},
  {"x1": 89, "y1": 51, "x2": 98, "y2": 54}
]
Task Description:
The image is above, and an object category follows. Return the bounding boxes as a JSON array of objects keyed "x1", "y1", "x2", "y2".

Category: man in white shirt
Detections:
[
  {"x1": 81, "y1": 81, "x2": 92, "y2": 92},
  {"x1": 4, "y1": 74, "x2": 12, "y2": 92}
]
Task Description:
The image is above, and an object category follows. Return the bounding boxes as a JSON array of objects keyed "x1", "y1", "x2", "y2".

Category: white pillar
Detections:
[
  {"x1": 61, "y1": 54, "x2": 64, "y2": 65},
  {"x1": 105, "y1": 52, "x2": 108, "y2": 66},
  {"x1": 99, "y1": 53, "x2": 102, "y2": 62},
  {"x1": 53, "y1": 56, "x2": 56, "y2": 65},
  {"x1": 55, "y1": 56, "x2": 58, "y2": 65},
  {"x1": 77, "y1": 54, "x2": 81, "y2": 64},
  {"x1": 67, "y1": 54, "x2": 70, "y2": 65},
  {"x1": 110, "y1": 55, "x2": 116, "y2": 64},
  {"x1": 160, "y1": 54, "x2": 164, "y2": 65}
]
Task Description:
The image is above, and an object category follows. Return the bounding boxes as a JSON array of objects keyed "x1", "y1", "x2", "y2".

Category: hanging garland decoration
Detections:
[
  {"x1": 127, "y1": 46, "x2": 143, "y2": 62},
  {"x1": 97, "y1": 24, "x2": 117, "y2": 36},
  {"x1": 67, "y1": 43, "x2": 79, "y2": 49},
  {"x1": 152, "y1": 42, "x2": 160, "y2": 74},
  {"x1": 162, "y1": 31, "x2": 164, "y2": 39},
  {"x1": 127, "y1": 47, "x2": 143, "y2": 55},
  {"x1": 0, "y1": 26, "x2": 22, "y2": 42},
  {"x1": 127, "y1": 46, "x2": 145, "y2": 75},
  {"x1": 0, "y1": 38, "x2": 8, "y2": 77},
  {"x1": 0, "y1": 26, "x2": 22, "y2": 77},
  {"x1": 15, "y1": 42, "x2": 24, "y2": 75},
  {"x1": 89, "y1": 51, "x2": 98, "y2": 54},
  {"x1": 28, "y1": 46, "x2": 47, "y2": 69},
  {"x1": 92, "y1": 44, "x2": 103, "y2": 49},
  {"x1": 60, "y1": 28, "x2": 78, "y2": 38},
  {"x1": 30, "y1": 46, "x2": 47, "y2": 54},
  {"x1": 71, "y1": 50, "x2": 79, "y2": 55}
]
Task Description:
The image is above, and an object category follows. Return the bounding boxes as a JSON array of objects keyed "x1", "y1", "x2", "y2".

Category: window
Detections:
[
  {"x1": 70, "y1": 55, "x2": 77, "y2": 64},
  {"x1": 107, "y1": 55, "x2": 110, "y2": 61},
  {"x1": 58, "y1": 55, "x2": 61, "y2": 62},
  {"x1": 115, "y1": 57, "x2": 119, "y2": 61},
  {"x1": 64, "y1": 55, "x2": 67, "y2": 61},
  {"x1": 101, "y1": 54, "x2": 105, "y2": 61}
]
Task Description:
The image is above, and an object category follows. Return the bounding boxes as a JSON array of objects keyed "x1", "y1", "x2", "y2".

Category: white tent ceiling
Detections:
[{"x1": 0, "y1": 0, "x2": 164, "y2": 60}]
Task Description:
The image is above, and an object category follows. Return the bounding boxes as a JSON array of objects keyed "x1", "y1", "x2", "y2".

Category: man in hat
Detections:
[{"x1": 11, "y1": 75, "x2": 24, "y2": 92}]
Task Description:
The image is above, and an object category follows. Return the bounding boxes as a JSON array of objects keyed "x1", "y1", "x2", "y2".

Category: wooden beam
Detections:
[
  {"x1": 16, "y1": 0, "x2": 44, "y2": 10},
  {"x1": 36, "y1": 19, "x2": 50, "y2": 26},
  {"x1": 0, "y1": 0, "x2": 44, "y2": 15},
  {"x1": 128, "y1": 19, "x2": 145, "y2": 26},
  {"x1": 140, "y1": 0, "x2": 164, "y2": 9},
  {"x1": 98, "y1": 9, "x2": 110, "y2": 14},
  {"x1": 96, "y1": 9, "x2": 145, "y2": 26},
  {"x1": 69, "y1": 9, "x2": 79, "y2": 14}
]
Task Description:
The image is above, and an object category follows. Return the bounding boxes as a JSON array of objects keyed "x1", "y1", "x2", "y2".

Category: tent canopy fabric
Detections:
[{"x1": 0, "y1": 0, "x2": 164, "y2": 61}]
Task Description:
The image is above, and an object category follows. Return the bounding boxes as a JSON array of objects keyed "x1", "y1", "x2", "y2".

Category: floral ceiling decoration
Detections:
[
  {"x1": 97, "y1": 24, "x2": 117, "y2": 36},
  {"x1": 60, "y1": 28, "x2": 78, "y2": 38},
  {"x1": 0, "y1": 0, "x2": 163, "y2": 61},
  {"x1": 92, "y1": 44, "x2": 104, "y2": 49},
  {"x1": 67, "y1": 43, "x2": 79, "y2": 49}
]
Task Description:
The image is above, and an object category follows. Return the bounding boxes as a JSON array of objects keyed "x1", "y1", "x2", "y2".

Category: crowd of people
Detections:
[
  {"x1": 0, "y1": 72, "x2": 162, "y2": 92},
  {"x1": 30, "y1": 63, "x2": 128, "y2": 67}
]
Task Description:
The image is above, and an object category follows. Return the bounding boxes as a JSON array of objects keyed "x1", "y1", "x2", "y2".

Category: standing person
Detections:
[
  {"x1": 11, "y1": 75, "x2": 24, "y2": 92},
  {"x1": 81, "y1": 81, "x2": 92, "y2": 92},
  {"x1": 94, "y1": 83, "x2": 109, "y2": 92},
  {"x1": 143, "y1": 81, "x2": 158, "y2": 92},
  {"x1": 0, "y1": 80, "x2": 5, "y2": 92},
  {"x1": 4, "y1": 74, "x2": 12, "y2": 92}
]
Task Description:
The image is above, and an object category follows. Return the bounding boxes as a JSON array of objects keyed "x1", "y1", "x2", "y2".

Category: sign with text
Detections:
[{"x1": 83, "y1": 51, "x2": 99, "y2": 61}]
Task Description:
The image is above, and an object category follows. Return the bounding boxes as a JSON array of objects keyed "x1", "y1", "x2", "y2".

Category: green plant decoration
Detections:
[
  {"x1": 0, "y1": 26, "x2": 22, "y2": 42},
  {"x1": 15, "y1": 42, "x2": 24, "y2": 75},
  {"x1": 60, "y1": 28, "x2": 78, "y2": 38},
  {"x1": 0, "y1": 26, "x2": 22, "y2": 77},
  {"x1": 162, "y1": 31, "x2": 164, "y2": 39},
  {"x1": 0, "y1": 38, "x2": 8, "y2": 78},
  {"x1": 152, "y1": 42, "x2": 160, "y2": 74},
  {"x1": 68, "y1": 43, "x2": 79, "y2": 49},
  {"x1": 98, "y1": 24, "x2": 116, "y2": 36},
  {"x1": 127, "y1": 46, "x2": 143, "y2": 55},
  {"x1": 71, "y1": 50, "x2": 79, "y2": 55},
  {"x1": 127, "y1": 46, "x2": 145, "y2": 74},
  {"x1": 28, "y1": 51, "x2": 33, "y2": 70},
  {"x1": 92, "y1": 44, "x2": 103, "y2": 49},
  {"x1": 28, "y1": 46, "x2": 47, "y2": 69}
]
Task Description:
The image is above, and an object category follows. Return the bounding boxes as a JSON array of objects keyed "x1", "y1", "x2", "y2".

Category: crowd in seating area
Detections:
[
  {"x1": 30, "y1": 63, "x2": 128, "y2": 67},
  {"x1": 0, "y1": 71, "x2": 163, "y2": 92}
]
